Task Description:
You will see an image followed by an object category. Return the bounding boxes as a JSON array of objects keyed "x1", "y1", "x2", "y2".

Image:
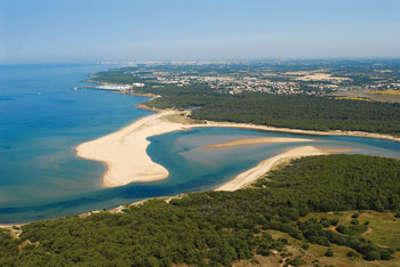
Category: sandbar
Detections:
[
  {"x1": 76, "y1": 111, "x2": 200, "y2": 187},
  {"x1": 76, "y1": 110, "x2": 399, "y2": 188},
  {"x1": 206, "y1": 137, "x2": 313, "y2": 149}
]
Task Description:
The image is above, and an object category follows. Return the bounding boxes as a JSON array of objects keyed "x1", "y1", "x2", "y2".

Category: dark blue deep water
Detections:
[{"x1": 1, "y1": 64, "x2": 400, "y2": 223}]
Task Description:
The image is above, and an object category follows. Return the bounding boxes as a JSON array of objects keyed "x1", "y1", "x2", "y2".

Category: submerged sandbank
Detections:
[{"x1": 205, "y1": 137, "x2": 313, "y2": 149}]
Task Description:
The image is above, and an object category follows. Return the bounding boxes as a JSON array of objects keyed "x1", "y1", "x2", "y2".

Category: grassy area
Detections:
[
  {"x1": 300, "y1": 211, "x2": 400, "y2": 249},
  {"x1": 332, "y1": 87, "x2": 400, "y2": 103},
  {"x1": 368, "y1": 93, "x2": 400, "y2": 104},
  {"x1": 369, "y1": 89, "x2": 400, "y2": 95},
  {"x1": 236, "y1": 227, "x2": 400, "y2": 267},
  {"x1": 297, "y1": 211, "x2": 400, "y2": 266},
  {"x1": 335, "y1": 96, "x2": 371, "y2": 101},
  {"x1": 161, "y1": 112, "x2": 201, "y2": 125},
  {"x1": 360, "y1": 212, "x2": 400, "y2": 250}
]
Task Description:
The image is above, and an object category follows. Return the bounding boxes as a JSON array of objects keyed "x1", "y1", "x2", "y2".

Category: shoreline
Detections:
[
  {"x1": 214, "y1": 145, "x2": 325, "y2": 191},
  {"x1": 201, "y1": 119, "x2": 400, "y2": 143},
  {"x1": 215, "y1": 146, "x2": 354, "y2": 192},
  {"x1": 77, "y1": 145, "x2": 341, "y2": 223},
  {"x1": 2, "y1": 108, "x2": 399, "y2": 226},
  {"x1": 76, "y1": 109, "x2": 400, "y2": 188}
]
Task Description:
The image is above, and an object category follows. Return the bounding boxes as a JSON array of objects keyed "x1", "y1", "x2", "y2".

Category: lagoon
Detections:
[{"x1": 1, "y1": 64, "x2": 399, "y2": 223}]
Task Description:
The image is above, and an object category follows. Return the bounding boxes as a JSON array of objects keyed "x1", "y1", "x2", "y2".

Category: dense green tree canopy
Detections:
[
  {"x1": 0, "y1": 155, "x2": 399, "y2": 266},
  {"x1": 145, "y1": 93, "x2": 400, "y2": 135}
]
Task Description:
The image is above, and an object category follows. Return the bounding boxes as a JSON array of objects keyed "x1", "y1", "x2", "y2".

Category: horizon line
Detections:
[{"x1": 2, "y1": 56, "x2": 400, "y2": 66}]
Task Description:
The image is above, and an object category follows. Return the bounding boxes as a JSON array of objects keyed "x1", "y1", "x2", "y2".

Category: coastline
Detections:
[
  {"x1": 3, "y1": 108, "x2": 398, "y2": 226},
  {"x1": 76, "y1": 145, "x2": 343, "y2": 222},
  {"x1": 76, "y1": 109, "x2": 400, "y2": 188},
  {"x1": 201, "y1": 120, "x2": 400, "y2": 143},
  {"x1": 215, "y1": 146, "x2": 326, "y2": 191}
]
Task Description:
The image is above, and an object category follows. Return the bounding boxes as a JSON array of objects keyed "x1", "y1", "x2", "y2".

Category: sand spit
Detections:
[
  {"x1": 76, "y1": 111, "x2": 199, "y2": 187},
  {"x1": 203, "y1": 120, "x2": 400, "y2": 143},
  {"x1": 215, "y1": 146, "x2": 325, "y2": 191}
]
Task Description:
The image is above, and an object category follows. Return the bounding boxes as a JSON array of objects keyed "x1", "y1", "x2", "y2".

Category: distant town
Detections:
[{"x1": 90, "y1": 59, "x2": 400, "y2": 102}]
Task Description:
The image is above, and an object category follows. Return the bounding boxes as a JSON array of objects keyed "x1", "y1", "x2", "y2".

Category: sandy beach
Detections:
[
  {"x1": 76, "y1": 111, "x2": 198, "y2": 187},
  {"x1": 214, "y1": 146, "x2": 324, "y2": 191},
  {"x1": 203, "y1": 120, "x2": 400, "y2": 143},
  {"x1": 76, "y1": 109, "x2": 400, "y2": 188}
]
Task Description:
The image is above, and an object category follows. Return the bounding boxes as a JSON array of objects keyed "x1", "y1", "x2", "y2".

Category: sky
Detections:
[{"x1": 0, "y1": 0, "x2": 399, "y2": 63}]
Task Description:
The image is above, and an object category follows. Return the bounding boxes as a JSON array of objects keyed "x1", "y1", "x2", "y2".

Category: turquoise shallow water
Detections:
[{"x1": 1, "y1": 64, "x2": 400, "y2": 223}]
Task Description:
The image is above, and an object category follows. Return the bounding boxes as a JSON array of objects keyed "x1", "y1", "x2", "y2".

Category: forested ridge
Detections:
[{"x1": 0, "y1": 155, "x2": 399, "y2": 266}]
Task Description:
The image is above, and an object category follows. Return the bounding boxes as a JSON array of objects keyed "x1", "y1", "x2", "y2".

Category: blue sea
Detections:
[{"x1": 1, "y1": 64, "x2": 400, "y2": 223}]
